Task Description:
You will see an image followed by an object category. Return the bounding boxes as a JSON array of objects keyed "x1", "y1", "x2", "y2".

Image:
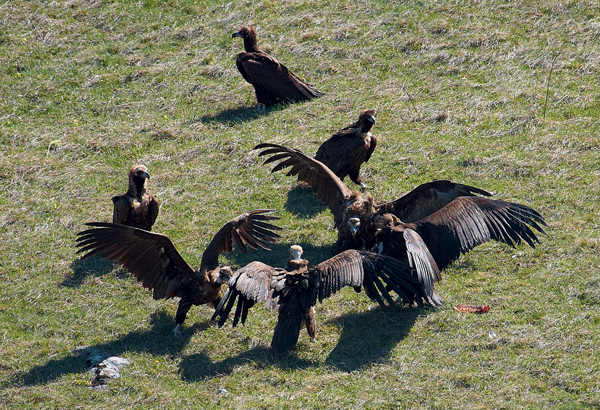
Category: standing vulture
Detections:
[
  {"x1": 112, "y1": 165, "x2": 160, "y2": 231},
  {"x1": 314, "y1": 109, "x2": 378, "y2": 190},
  {"x1": 76, "y1": 210, "x2": 281, "y2": 335},
  {"x1": 253, "y1": 143, "x2": 546, "y2": 264},
  {"x1": 232, "y1": 25, "x2": 323, "y2": 110},
  {"x1": 212, "y1": 245, "x2": 442, "y2": 353}
]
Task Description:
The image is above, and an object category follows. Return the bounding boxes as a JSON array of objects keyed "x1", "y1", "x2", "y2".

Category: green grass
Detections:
[{"x1": 1, "y1": 0, "x2": 599, "y2": 408}]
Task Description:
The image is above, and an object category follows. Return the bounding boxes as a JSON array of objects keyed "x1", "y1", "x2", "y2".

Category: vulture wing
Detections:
[
  {"x1": 254, "y1": 143, "x2": 353, "y2": 217},
  {"x1": 379, "y1": 180, "x2": 492, "y2": 223},
  {"x1": 237, "y1": 53, "x2": 322, "y2": 104},
  {"x1": 414, "y1": 196, "x2": 546, "y2": 270},
  {"x1": 76, "y1": 222, "x2": 195, "y2": 300},
  {"x1": 200, "y1": 209, "x2": 281, "y2": 270}
]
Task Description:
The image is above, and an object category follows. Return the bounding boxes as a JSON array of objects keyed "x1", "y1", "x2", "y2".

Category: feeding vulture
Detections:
[
  {"x1": 253, "y1": 143, "x2": 546, "y2": 268},
  {"x1": 212, "y1": 245, "x2": 442, "y2": 352},
  {"x1": 232, "y1": 25, "x2": 323, "y2": 110},
  {"x1": 314, "y1": 109, "x2": 378, "y2": 190},
  {"x1": 76, "y1": 210, "x2": 281, "y2": 335},
  {"x1": 112, "y1": 165, "x2": 160, "y2": 231}
]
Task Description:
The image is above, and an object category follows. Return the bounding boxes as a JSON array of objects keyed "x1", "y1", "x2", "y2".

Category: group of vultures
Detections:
[{"x1": 76, "y1": 26, "x2": 547, "y2": 353}]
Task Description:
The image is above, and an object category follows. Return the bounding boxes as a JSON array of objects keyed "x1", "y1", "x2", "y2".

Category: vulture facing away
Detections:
[
  {"x1": 112, "y1": 165, "x2": 160, "y2": 231},
  {"x1": 314, "y1": 109, "x2": 378, "y2": 190},
  {"x1": 232, "y1": 25, "x2": 323, "y2": 110},
  {"x1": 212, "y1": 245, "x2": 442, "y2": 353},
  {"x1": 254, "y1": 143, "x2": 546, "y2": 275},
  {"x1": 76, "y1": 210, "x2": 281, "y2": 335}
]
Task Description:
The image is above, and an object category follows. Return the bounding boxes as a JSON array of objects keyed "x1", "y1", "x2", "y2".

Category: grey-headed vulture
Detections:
[
  {"x1": 76, "y1": 210, "x2": 281, "y2": 335},
  {"x1": 253, "y1": 143, "x2": 546, "y2": 263},
  {"x1": 212, "y1": 245, "x2": 442, "y2": 353},
  {"x1": 314, "y1": 109, "x2": 378, "y2": 190},
  {"x1": 112, "y1": 165, "x2": 160, "y2": 231},
  {"x1": 232, "y1": 25, "x2": 323, "y2": 110}
]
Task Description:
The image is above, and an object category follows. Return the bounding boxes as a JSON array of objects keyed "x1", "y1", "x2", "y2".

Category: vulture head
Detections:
[
  {"x1": 336, "y1": 193, "x2": 377, "y2": 251},
  {"x1": 358, "y1": 109, "x2": 377, "y2": 133},
  {"x1": 216, "y1": 266, "x2": 234, "y2": 284},
  {"x1": 232, "y1": 25, "x2": 260, "y2": 53},
  {"x1": 289, "y1": 244, "x2": 304, "y2": 261},
  {"x1": 129, "y1": 165, "x2": 150, "y2": 194}
]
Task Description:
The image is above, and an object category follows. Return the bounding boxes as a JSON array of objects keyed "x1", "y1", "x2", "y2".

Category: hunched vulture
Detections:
[
  {"x1": 212, "y1": 245, "x2": 442, "y2": 352},
  {"x1": 314, "y1": 109, "x2": 378, "y2": 190},
  {"x1": 232, "y1": 25, "x2": 323, "y2": 110},
  {"x1": 112, "y1": 165, "x2": 160, "y2": 231},
  {"x1": 76, "y1": 210, "x2": 281, "y2": 335}
]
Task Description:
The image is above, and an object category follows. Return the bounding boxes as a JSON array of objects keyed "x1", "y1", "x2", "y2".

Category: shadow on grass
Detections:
[
  {"x1": 63, "y1": 255, "x2": 118, "y2": 288},
  {"x1": 179, "y1": 305, "x2": 427, "y2": 380},
  {"x1": 7, "y1": 311, "x2": 204, "y2": 387},
  {"x1": 284, "y1": 185, "x2": 328, "y2": 218},
  {"x1": 200, "y1": 106, "x2": 271, "y2": 125}
]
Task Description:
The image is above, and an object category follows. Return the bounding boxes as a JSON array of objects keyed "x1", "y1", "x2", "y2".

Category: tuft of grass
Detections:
[{"x1": 1, "y1": 0, "x2": 599, "y2": 408}]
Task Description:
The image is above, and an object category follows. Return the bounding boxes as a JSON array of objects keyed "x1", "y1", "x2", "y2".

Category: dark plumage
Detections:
[
  {"x1": 374, "y1": 196, "x2": 547, "y2": 273},
  {"x1": 232, "y1": 25, "x2": 323, "y2": 110},
  {"x1": 212, "y1": 245, "x2": 442, "y2": 352},
  {"x1": 112, "y1": 165, "x2": 160, "y2": 231},
  {"x1": 314, "y1": 109, "x2": 378, "y2": 190},
  {"x1": 254, "y1": 143, "x2": 506, "y2": 254},
  {"x1": 76, "y1": 210, "x2": 281, "y2": 335}
]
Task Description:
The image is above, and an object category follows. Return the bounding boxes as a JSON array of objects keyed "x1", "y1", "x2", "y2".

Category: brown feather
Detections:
[{"x1": 112, "y1": 165, "x2": 160, "y2": 231}]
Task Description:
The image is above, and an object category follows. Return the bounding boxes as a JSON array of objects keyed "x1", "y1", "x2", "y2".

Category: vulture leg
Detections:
[
  {"x1": 349, "y1": 168, "x2": 367, "y2": 191},
  {"x1": 173, "y1": 298, "x2": 193, "y2": 336}
]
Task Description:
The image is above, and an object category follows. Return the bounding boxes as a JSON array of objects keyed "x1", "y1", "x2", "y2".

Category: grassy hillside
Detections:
[{"x1": 1, "y1": 0, "x2": 599, "y2": 408}]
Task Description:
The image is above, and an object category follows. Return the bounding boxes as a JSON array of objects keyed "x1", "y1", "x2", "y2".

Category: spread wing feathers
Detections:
[
  {"x1": 403, "y1": 228, "x2": 443, "y2": 296},
  {"x1": 254, "y1": 143, "x2": 353, "y2": 215},
  {"x1": 76, "y1": 222, "x2": 195, "y2": 300},
  {"x1": 379, "y1": 180, "x2": 492, "y2": 223},
  {"x1": 237, "y1": 54, "x2": 323, "y2": 103},
  {"x1": 212, "y1": 261, "x2": 283, "y2": 328},
  {"x1": 415, "y1": 196, "x2": 547, "y2": 270},
  {"x1": 200, "y1": 209, "x2": 281, "y2": 270}
]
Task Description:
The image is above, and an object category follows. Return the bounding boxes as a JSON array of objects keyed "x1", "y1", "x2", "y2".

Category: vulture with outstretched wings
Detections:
[
  {"x1": 212, "y1": 245, "x2": 442, "y2": 352},
  {"x1": 314, "y1": 109, "x2": 378, "y2": 190},
  {"x1": 76, "y1": 210, "x2": 281, "y2": 335},
  {"x1": 232, "y1": 25, "x2": 323, "y2": 110},
  {"x1": 374, "y1": 196, "x2": 546, "y2": 273},
  {"x1": 253, "y1": 143, "x2": 546, "y2": 264},
  {"x1": 112, "y1": 165, "x2": 160, "y2": 231}
]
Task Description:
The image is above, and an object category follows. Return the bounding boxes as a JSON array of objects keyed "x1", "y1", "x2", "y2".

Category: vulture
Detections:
[
  {"x1": 253, "y1": 143, "x2": 547, "y2": 268},
  {"x1": 232, "y1": 25, "x2": 323, "y2": 110},
  {"x1": 212, "y1": 245, "x2": 442, "y2": 353},
  {"x1": 314, "y1": 109, "x2": 378, "y2": 190},
  {"x1": 76, "y1": 210, "x2": 281, "y2": 335},
  {"x1": 112, "y1": 165, "x2": 160, "y2": 231}
]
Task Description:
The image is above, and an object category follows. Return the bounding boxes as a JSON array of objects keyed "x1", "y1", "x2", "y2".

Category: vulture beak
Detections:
[
  {"x1": 348, "y1": 218, "x2": 361, "y2": 237},
  {"x1": 140, "y1": 171, "x2": 150, "y2": 179},
  {"x1": 367, "y1": 115, "x2": 376, "y2": 125},
  {"x1": 232, "y1": 31, "x2": 243, "y2": 38}
]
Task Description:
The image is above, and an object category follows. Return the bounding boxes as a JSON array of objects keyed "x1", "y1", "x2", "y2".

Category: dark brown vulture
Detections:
[
  {"x1": 314, "y1": 109, "x2": 378, "y2": 190},
  {"x1": 232, "y1": 25, "x2": 323, "y2": 110},
  {"x1": 112, "y1": 165, "x2": 160, "y2": 231},
  {"x1": 211, "y1": 245, "x2": 442, "y2": 353},
  {"x1": 76, "y1": 210, "x2": 281, "y2": 335},
  {"x1": 253, "y1": 143, "x2": 546, "y2": 264}
]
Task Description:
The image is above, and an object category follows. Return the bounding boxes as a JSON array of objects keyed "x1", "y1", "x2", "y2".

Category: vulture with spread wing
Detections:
[
  {"x1": 254, "y1": 143, "x2": 546, "y2": 267},
  {"x1": 212, "y1": 245, "x2": 442, "y2": 352},
  {"x1": 232, "y1": 25, "x2": 323, "y2": 110},
  {"x1": 314, "y1": 109, "x2": 378, "y2": 190},
  {"x1": 76, "y1": 210, "x2": 281, "y2": 335},
  {"x1": 112, "y1": 165, "x2": 160, "y2": 231}
]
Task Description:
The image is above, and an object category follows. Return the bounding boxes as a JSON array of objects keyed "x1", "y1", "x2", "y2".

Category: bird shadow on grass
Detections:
[
  {"x1": 6, "y1": 311, "x2": 204, "y2": 387},
  {"x1": 62, "y1": 255, "x2": 119, "y2": 288},
  {"x1": 178, "y1": 305, "x2": 427, "y2": 381},
  {"x1": 284, "y1": 185, "x2": 327, "y2": 218},
  {"x1": 200, "y1": 105, "x2": 276, "y2": 125}
]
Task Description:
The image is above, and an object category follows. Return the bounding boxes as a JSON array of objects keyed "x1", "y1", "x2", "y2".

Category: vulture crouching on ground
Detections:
[
  {"x1": 112, "y1": 165, "x2": 160, "y2": 231},
  {"x1": 76, "y1": 210, "x2": 281, "y2": 335},
  {"x1": 212, "y1": 245, "x2": 442, "y2": 353},
  {"x1": 254, "y1": 143, "x2": 546, "y2": 268},
  {"x1": 314, "y1": 109, "x2": 378, "y2": 190},
  {"x1": 232, "y1": 25, "x2": 323, "y2": 110}
]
